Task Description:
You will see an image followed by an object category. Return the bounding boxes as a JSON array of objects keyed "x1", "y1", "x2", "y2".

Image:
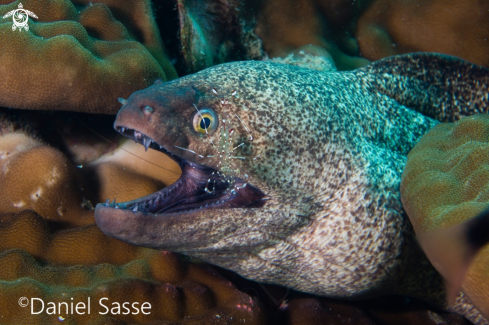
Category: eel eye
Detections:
[{"x1": 193, "y1": 108, "x2": 218, "y2": 135}]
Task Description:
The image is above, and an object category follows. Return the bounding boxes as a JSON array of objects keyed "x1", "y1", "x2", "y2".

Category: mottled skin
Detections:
[{"x1": 95, "y1": 54, "x2": 489, "y2": 321}]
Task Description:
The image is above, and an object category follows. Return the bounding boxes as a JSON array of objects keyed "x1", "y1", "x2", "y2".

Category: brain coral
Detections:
[
  {"x1": 401, "y1": 114, "x2": 489, "y2": 319},
  {"x1": 0, "y1": 0, "x2": 177, "y2": 114}
]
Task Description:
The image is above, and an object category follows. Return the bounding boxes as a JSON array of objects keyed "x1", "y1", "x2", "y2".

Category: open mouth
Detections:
[{"x1": 104, "y1": 126, "x2": 266, "y2": 214}]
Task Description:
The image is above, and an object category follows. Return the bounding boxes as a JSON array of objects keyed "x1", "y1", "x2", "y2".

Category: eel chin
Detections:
[{"x1": 97, "y1": 126, "x2": 266, "y2": 216}]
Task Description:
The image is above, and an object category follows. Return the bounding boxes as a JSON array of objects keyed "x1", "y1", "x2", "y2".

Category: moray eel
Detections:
[{"x1": 95, "y1": 53, "x2": 489, "y2": 323}]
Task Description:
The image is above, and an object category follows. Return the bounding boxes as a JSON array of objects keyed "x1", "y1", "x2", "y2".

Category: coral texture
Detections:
[
  {"x1": 0, "y1": 132, "x2": 94, "y2": 227},
  {"x1": 0, "y1": 129, "x2": 266, "y2": 324},
  {"x1": 0, "y1": 211, "x2": 267, "y2": 324},
  {"x1": 255, "y1": 0, "x2": 489, "y2": 70},
  {"x1": 356, "y1": 0, "x2": 489, "y2": 67},
  {"x1": 0, "y1": 0, "x2": 177, "y2": 114},
  {"x1": 401, "y1": 114, "x2": 489, "y2": 318}
]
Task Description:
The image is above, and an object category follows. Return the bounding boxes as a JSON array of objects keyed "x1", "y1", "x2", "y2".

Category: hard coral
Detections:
[
  {"x1": 0, "y1": 129, "x2": 266, "y2": 324},
  {"x1": 0, "y1": 0, "x2": 177, "y2": 114},
  {"x1": 401, "y1": 114, "x2": 489, "y2": 319},
  {"x1": 0, "y1": 131, "x2": 94, "y2": 227},
  {"x1": 0, "y1": 212, "x2": 267, "y2": 324},
  {"x1": 356, "y1": 0, "x2": 489, "y2": 67}
]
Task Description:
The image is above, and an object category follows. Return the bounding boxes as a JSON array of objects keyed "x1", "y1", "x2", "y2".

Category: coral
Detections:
[
  {"x1": 0, "y1": 0, "x2": 177, "y2": 114},
  {"x1": 0, "y1": 131, "x2": 94, "y2": 228},
  {"x1": 255, "y1": 0, "x2": 489, "y2": 70},
  {"x1": 401, "y1": 114, "x2": 489, "y2": 319},
  {"x1": 0, "y1": 129, "x2": 267, "y2": 324},
  {"x1": 0, "y1": 127, "x2": 183, "y2": 226},
  {"x1": 0, "y1": 211, "x2": 267, "y2": 324},
  {"x1": 356, "y1": 0, "x2": 489, "y2": 67}
]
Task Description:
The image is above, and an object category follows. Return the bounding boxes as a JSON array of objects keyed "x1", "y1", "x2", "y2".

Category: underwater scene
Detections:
[{"x1": 0, "y1": 0, "x2": 488, "y2": 324}]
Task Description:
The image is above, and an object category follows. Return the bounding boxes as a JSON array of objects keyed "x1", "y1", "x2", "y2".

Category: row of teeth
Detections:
[
  {"x1": 104, "y1": 196, "x2": 228, "y2": 213},
  {"x1": 134, "y1": 131, "x2": 154, "y2": 152},
  {"x1": 128, "y1": 186, "x2": 178, "y2": 212},
  {"x1": 104, "y1": 179, "x2": 182, "y2": 210},
  {"x1": 128, "y1": 192, "x2": 229, "y2": 213},
  {"x1": 120, "y1": 128, "x2": 161, "y2": 152},
  {"x1": 161, "y1": 199, "x2": 228, "y2": 214}
]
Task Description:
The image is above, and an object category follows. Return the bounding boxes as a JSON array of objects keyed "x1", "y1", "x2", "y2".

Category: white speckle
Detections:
[
  {"x1": 12, "y1": 201, "x2": 25, "y2": 208},
  {"x1": 46, "y1": 167, "x2": 60, "y2": 186},
  {"x1": 31, "y1": 187, "x2": 42, "y2": 200}
]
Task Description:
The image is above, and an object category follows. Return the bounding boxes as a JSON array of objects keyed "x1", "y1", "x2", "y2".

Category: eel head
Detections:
[{"x1": 94, "y1": 64, "x2": 310, "y2": 261}]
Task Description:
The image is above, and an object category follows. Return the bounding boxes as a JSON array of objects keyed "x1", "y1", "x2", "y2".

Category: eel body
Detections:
[{"x1": 94, "y1": 53, "x2": 489, "y2": 322}]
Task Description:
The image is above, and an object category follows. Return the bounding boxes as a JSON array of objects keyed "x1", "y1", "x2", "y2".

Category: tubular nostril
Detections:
[{"x1": 142, "y1": 105, "x2": 154, "y2": 116}]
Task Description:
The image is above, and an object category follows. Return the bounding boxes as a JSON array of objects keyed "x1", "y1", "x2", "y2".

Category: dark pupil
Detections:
[{"x1": 200, "y1": 117, "x2": 211, "y2": 129}]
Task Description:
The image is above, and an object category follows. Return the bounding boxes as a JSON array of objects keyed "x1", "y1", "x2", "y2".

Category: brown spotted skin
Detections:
[{"x1": 95, "y1": 54, "x2": 489, "y2": 317}]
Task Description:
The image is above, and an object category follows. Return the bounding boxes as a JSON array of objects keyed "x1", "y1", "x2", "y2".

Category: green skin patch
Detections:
[{"x1": 94, "y1": 54, "x2": 489, "y2": 317}]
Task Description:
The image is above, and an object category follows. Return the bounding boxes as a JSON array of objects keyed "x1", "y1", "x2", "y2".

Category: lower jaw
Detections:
[{"x1": 104, "y1": 159, "x2": 267, "y2": 216}]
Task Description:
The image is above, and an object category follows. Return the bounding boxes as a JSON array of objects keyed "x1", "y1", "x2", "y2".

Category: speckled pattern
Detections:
[{"x1": 95, "y1": 53, "x2": 489, "y2": 323}]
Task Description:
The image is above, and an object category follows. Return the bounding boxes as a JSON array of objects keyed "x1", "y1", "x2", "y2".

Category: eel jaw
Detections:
[{"x1": 104, "y1": 126, "x2": 266, "y2": 215}]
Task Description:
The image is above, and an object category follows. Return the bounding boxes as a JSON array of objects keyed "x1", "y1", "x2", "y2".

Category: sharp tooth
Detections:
[
  {"x1": 112, "y1": 199, "x2": 116, "y2": 207},
  {"x1": 143, "y1": 137, "x2": 152, "y2": 151},
  {"x1": 115, "y1": 204, "x2": 119, "y2": 209},
  {"x1": 205, "y1": 203, "x2": 208, "y2": 207},
  {"x1": 132, "y1": 205, "x2": 138, "y2": 212},
  {"x1": 120, "y1": 127, "x2": 125, "y2": 133},
  {"x1": 105, "y1": 199, "x2": 109, "y2": 207}
]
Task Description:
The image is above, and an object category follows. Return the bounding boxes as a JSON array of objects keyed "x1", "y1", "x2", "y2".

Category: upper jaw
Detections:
[{"x1": 115, "y1": 125, "x2": 181, "y2": 165}]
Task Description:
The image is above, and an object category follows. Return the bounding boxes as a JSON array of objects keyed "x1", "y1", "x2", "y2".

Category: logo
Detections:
[{"x1": 2, "y1": 3, "x2": 37, "y2": 32}]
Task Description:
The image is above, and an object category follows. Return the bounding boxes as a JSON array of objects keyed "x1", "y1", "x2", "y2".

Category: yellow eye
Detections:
[{"x1": 193, "y1": 108, "x2": 218, "y2": 135}]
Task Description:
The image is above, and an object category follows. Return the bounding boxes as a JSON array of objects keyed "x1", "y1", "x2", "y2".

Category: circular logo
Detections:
[
  {"x1": 13, "y1": 10, "x2": 28, "y2": 27},
  {"x1": 18, "y1": 297, "x2": 29, "y2": 307}
]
